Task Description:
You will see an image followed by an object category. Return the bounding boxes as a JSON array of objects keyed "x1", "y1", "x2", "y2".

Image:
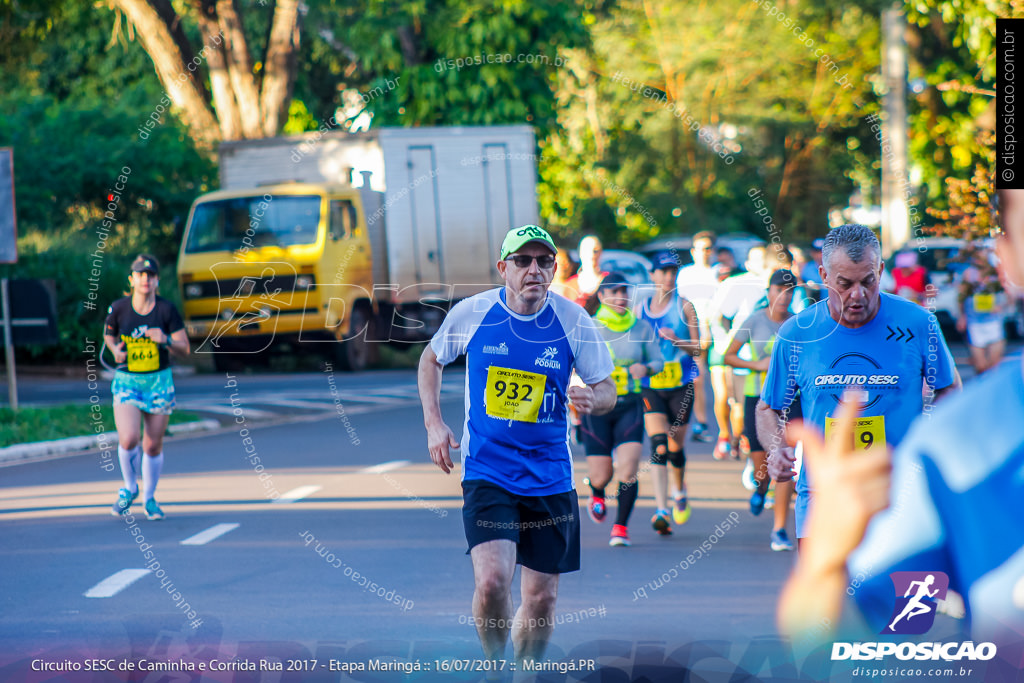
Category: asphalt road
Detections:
[{"x1": 1, "y1": 358, "x2": 1021, "y2": 682}]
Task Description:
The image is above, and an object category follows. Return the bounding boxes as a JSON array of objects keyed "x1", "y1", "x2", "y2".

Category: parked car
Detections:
[{"x1": 601, "y1": 250, "x2": 652, "y2": 288}]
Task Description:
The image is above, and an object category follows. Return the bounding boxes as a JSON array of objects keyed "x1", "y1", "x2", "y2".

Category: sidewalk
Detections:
[{"x1": 0, "y1": 419, "x2": 219, "y2": 466}]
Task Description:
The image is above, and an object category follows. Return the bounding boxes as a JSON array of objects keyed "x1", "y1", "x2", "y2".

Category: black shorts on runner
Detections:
[
  {"x1": 462, "y1": 479, "x2": 581, "y2": 574},
  {"x1": 743, "y1": 395, "x2": 765, "y2": 452},
  {"x1": 580, "y1": 393, "x2": 644, "y2": 455},
  {"x1": 641, "y1": 384, "x2": 695, "y2": 427},
  {"x1": 745, "y1": 394, "x2": 803, "y2": 452}
]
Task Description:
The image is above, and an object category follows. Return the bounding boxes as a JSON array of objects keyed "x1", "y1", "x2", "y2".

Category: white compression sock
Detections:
[
  {"x1": 118, "y1": 445, "x2": 141, "y2": 493},
  {"x1": 142, "y1": 452, "x2": 164, "y2": 501}
]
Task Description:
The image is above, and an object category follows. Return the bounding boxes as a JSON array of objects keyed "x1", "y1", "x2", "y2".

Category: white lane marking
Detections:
[
  {"x1": 254, "y1": 398, "x2": 338, "y2": 410},
  {"x1": 180, "y1": 523, "x2": 240, "y2": 546},
  {"x1": 273, "y1": 485, "x2": 322, "y2": 503},
  {"x1": 179, "y1": 402, "x2": 277, "y2": 418},
  {"x1": 331, "y1": 393, "x2": 408, "y2": 404},
  {"x1": 84, "y1": 569, "x2": 150, "y2": 598},
  {"x1": 361, "y1": 460, "x2": 411, "y2": 475}
]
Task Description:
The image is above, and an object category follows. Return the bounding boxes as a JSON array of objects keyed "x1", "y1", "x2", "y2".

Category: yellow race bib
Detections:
[
  {"x1": 649, "y1": 361, "x2": 682, "y2": 390},
  {"x1": 126, "y1": 338, "x2": 160, "y2": 373},
  {"x1": 484, "y1": 366, "x2": 547, "y2": 423},
  {"x1": 973, "y1": 293, "x2": 995, "y2": 313},
  {"x1": 825, "y1": 415, "x2": 886, "y2": 451},
  {"x1": 610, "y1": 367, "x2": 630, "y2": 396}
]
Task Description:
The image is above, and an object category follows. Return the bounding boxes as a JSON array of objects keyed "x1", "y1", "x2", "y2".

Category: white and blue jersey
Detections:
[
  {"x1": 430, "y1": 289, "x2": 614, "y2": 496},
  {"x1": 846, "y1": 358, "x2": 1024, "y2": 642},
  {"x1": 761, "y1": 293, "x2": 958, "y2": 536},
  {"x1": 636, "y1": 295, "x2": 699, "y2": 389}
]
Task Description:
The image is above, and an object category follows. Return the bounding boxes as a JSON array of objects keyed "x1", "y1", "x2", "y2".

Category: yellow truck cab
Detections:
[
  {"x1": 178, "y1": 182, "x2": 376, "y2": 371},
  {"x1": 178, "y1": 125, "x2": 541, "y2": 372}
]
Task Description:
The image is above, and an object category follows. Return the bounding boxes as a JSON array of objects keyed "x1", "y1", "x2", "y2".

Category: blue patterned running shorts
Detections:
[{"x1": 112, "y1": 368, "x2": 176, "y2": 415}]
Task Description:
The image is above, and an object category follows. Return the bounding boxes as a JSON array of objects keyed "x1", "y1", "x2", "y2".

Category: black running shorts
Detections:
[
  {"x1": 462, "y1": 479, "x2": 581, "y2": 574},
  {"x1": 743, "y1": 394, "x2": 765, "y2": 452},
  {"x1": 641, "y1": 383, "x2": 695, "y2": 426},
  {"x1": 746, "y1": 394, "x2": 803, "y2": 453},
  {"x1": 580, "y1": 393, "x2": 644, "y2": 455}
]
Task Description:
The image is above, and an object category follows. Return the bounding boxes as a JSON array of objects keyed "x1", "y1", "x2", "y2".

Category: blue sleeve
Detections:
[
  {"x1": 760, "y1": 333, "x2": 796, "y2": 409},
  {"x1": 923, "y1": 314, "x2": 957, "y2": 390}
]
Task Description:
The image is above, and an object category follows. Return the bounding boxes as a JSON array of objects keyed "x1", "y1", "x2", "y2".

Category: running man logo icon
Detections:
[
  {"x1": 541, "y1": 346, "x2": 558, "y2": 360},
  {"x1": 884, "y1": 571, "x2": 949, "y2": 634}
]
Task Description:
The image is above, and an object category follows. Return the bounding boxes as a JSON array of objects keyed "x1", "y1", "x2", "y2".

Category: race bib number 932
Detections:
[{"x1": 485, "y1": 366, "x2": 547, "y2": 423}]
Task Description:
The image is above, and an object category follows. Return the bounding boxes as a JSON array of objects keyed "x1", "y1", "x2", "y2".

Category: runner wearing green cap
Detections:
[{"x1": 419, "y1": 225, "x2": 616, "y2": 665}]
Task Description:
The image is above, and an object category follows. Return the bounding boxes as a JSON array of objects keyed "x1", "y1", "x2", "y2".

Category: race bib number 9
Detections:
[
  {"x1": 973, "y1": 293, "x2": 995, "y2": 313},
  {"x1": 611, "y1": 367, "x2": 629, "y2": 396},
  {"x1": 126, "y1": 338, "x2": 159, "y2": 373},
  {"x1": 649, "y1": 361, "x2": 682, "y2": 390},
  {"x1": 825, "y1": 415, "x2": 886, "y2": 451},
  {"x1": 485, "y1": 366, "x2": 547, "y2": 423}
]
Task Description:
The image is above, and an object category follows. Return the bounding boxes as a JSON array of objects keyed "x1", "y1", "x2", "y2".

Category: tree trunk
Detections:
[
  {"x1": 109, "y1": 0, "x2": 301, "y2": 146},
  {"x1": 214, "y1": 0, "x2": 263, "y2": 138},
  {"x1": 111, "y1": 0, "x2": 221, "y2": 149},
  {"x1": 260, "y1": 0, "x2": 301, "y2": 135}
]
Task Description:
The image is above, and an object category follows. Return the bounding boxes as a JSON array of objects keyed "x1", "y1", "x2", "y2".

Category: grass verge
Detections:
[{"x1": 0, "y1": 404, "x2": 203, "y2": 448}]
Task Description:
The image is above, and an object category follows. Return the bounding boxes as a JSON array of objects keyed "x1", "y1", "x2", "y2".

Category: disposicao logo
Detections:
[
  {"x1": 831, "y1": 571, "x2": 998, "y2": 663},
  {"x1": 884, "y1": 571, "x2": 948, "y2": 635}
]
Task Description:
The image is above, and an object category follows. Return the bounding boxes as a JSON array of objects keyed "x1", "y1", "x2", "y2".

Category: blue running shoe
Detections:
[
  {"x1": 691, "y1": 423, "x2": 713, "y2": 443},
  {"x1": 651, "y1": 510, "x2": 672, "y2": 535},
  {"x1": 111, "y1": 487, "x2": 138, "y2": 516},
  {"x1": 741, "y1": 458, "x2": 757, "y2": 491},
  {"x1": 145, "y1": 498, "x2": 165, "y2": 521},
  {"x1": 749, "y1": 491, "x2": 765, "y2": 517},
  {"x1": 770, "y1": 528, "x2": 794, "y2": 551}
]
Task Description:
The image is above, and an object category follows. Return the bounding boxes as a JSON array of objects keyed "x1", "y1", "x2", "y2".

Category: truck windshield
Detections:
[{"x1": 185, "y1": 195, "x2": 322, "y2": 253}]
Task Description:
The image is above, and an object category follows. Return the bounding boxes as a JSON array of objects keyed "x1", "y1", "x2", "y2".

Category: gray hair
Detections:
[{"x1": 821, "y1": 224, "x2": 881, "y2": 272}]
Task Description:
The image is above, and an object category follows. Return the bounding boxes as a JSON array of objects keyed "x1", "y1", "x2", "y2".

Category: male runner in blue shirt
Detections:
[
  {"x1": 777, "y1": 192, "x2": 1024, "y2": 647},
  {"x1": 756, "y1": 223, "x2": 961, "y2": 543},
  {"x1": 418, "y1": 225, "x2": 616, "y2": 666}
]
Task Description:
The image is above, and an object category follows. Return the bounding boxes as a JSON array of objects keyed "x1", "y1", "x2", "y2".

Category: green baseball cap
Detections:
[{"x1": 499, "y1": 225, "x2": 557, "y2": 259}]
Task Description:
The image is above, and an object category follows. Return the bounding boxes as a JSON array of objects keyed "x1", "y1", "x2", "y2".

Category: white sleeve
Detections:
[
  {"x1": 568, "y1": 308, "x2": 614, "y2": 385},
  {"x1": 429, "y1": 292, "x2": 495, "y2": 366}
]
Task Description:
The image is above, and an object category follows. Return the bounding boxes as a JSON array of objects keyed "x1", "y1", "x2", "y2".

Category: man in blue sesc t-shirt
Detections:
[
  {"x1": 418, "y1": 225, "x2": 616, "y2": 666},
  {"x1": 756, "y1": 223, "x2": 961, "y2": 545},
  {"x1": 776, "y1": 191, "x2": 1024, "y2": 649}
]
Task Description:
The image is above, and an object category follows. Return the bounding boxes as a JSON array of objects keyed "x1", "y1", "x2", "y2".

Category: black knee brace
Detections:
[
  {"x1": 667, "y1": 449, "x2": 686, "y2": 469},
  {"x1": 650, "y1": 434, "x2": 669, "y2": 465}
]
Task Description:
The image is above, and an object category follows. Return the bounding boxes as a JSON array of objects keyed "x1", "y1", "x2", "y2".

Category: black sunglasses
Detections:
[{"x1": 505, "y1": 254, "x2": 556, "y2": 269}]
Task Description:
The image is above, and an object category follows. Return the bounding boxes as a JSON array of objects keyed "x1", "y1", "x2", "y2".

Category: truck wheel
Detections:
[{"x1": 334, "y1": 308, "x2": 377, "y2": 372}]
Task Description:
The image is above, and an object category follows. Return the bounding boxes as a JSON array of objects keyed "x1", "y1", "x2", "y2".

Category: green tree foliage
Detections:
[
  {"x1": 539, "y1": 0, "x2": 884, "y2": 247},
  {"x1": 292, "y1": 0, "x2": 591, "y2": 132},
  {"x1": 0, "y1": 0, "x2": 214, "y2": 361},
  {"x1": 906, "y1": 0, "x2": 1015, "y2": 238}
]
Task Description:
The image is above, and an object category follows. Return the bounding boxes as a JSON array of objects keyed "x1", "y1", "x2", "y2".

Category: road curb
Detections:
[{"x1": 0, "y1": 419, "x2": 221, "y2": 465}]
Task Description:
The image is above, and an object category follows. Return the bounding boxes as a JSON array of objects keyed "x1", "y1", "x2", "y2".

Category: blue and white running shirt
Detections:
[
  {"x1": 847, "y1": 358, "x2": 1024, "y2": 643},
  {"x1": 430, "y1": 289, "x2": 614, "y2": 496}
]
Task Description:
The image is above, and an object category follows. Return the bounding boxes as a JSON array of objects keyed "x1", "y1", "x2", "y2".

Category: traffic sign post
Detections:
[
  {"x1": 0, "y1": 148, "x2": 16, "y2": 265},
  {"x1": 2, "y1": 278, "x2": 16, "y2": 411},
  {"x1": 0, "y1": 278, "x2": 59, "y2": 411}
]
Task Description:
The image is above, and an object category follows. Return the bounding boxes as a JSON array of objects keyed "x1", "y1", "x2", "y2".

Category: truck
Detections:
[{"x1": 176, "y1": 125, "x2": 540, "y2": 371}]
